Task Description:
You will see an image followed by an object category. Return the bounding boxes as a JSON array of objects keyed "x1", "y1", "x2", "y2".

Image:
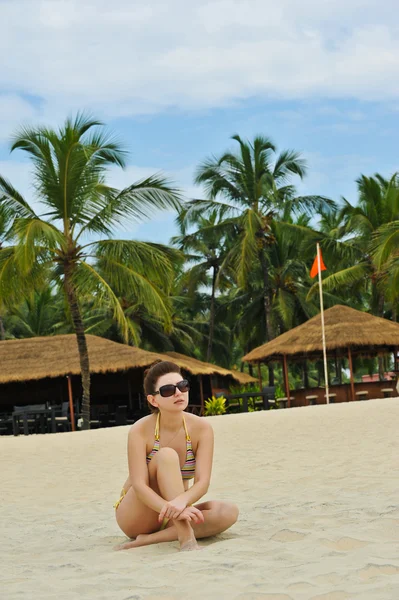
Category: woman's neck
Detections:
[{"x1": 158, "y1": 411, "x2": 184, "y2": 431}]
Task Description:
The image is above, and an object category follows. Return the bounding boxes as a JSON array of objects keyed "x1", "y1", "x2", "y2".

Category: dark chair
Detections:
[
  {"x1": 115, "y1": 405, "x2": 128, "y2": 426},
  {"x1": 52, "y1": 402, "x2": 71, "y2": 432},
  {"x1": 0, "y1": 414, "x2": 13, "y2": 435},
  {"x1": 261, "y1": 386, "x2": 276, "y2": 410}
]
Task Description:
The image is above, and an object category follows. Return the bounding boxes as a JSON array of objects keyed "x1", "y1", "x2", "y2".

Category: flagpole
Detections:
[{"x1": 317, "y1": 243, "x2": 330, "y2": 404}]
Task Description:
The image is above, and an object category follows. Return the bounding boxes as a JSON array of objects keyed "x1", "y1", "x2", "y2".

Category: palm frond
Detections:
[
  {"x1": 371, "y1": 221, "x2": 399, "y2": 268},
  {"x1": 307, "y1": 263, "x2": 370, "y2": 299},
  {"x1": 0, "y1": 176, "x2": 37, "y2": 219},
  {"x1": 77, "y1": 175, "x2": 181, "y2": 238}
]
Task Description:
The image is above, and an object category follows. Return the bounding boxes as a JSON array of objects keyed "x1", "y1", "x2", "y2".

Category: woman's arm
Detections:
[
  {"x1": 176, "y1": 420, "x2": 214, "y2": 506},
  {"x1": 127, "y1": 424, "x2": 166, "y2": 513}
]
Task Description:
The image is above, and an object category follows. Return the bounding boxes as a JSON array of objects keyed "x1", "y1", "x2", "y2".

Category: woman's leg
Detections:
[
  {"x1": 149, "y1": 447, "x2": 198, "y2": 550},
  {"x1": 116, "y1": 447, "x2": 199, "y2": 550},
  {"x1": 116, "y1": 501, "x2": 239, "y2": 550}
]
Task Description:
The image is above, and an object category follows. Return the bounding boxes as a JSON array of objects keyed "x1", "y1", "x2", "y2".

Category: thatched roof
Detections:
[
  {"x1": 0, "y1": 334, "x2": 255, "y2": 385},
  {"x1": 165, "y1": 352, "x2": 256, "y2": 385},
  {"x1": 242, "y1": 305, "x2": 399, "y2": 363}
]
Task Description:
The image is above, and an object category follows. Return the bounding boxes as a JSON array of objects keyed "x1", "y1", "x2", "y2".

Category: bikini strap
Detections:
[
  {"x1": 155, "y1": 412, "x2": 160, "y2": 441},
  {"x1": 182, "y1": 416, "x2": 190, "y2": 441}
]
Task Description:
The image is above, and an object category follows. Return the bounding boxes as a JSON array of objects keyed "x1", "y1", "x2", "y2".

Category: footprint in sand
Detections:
[
  {"x1": 234, "y1": 595, "x2": 293, "y2": 600},
  {"x1": 287, "y1": 581, "x2": 316, "y2": 592},
  {"x1": 314, "y1": 572, "x2": 344, "y2": 586},
  {"x1": 271, "y1": 529, "x2": 307, "y2": 543},
  {"x1": 320, "y1": 537, "x2": 370, "y2": 551},
  {"x1": 357, "y1": 563, "x2": 399, "y2": 581},
  {"x1": 310, "y1": 593, "x2": 350, "y2": 600}
]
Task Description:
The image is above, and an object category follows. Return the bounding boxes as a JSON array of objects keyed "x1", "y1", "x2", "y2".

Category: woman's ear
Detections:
[{"x1": 147, "y1": 394, "x2": 158, "y2": 410}]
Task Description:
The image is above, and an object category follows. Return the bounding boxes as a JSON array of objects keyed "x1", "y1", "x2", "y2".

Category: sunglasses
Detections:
[{"x1": 153, "y1": 379, "x2": 190, "y2": 398}]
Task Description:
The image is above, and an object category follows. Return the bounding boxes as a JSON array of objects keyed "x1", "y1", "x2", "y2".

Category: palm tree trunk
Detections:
[
  {"x1": 64, "y1": 267, "x2": 91, "y2": 430},
  {"x1": 206, "y1": 266, "x2": 218, "y2": 362},
  {"x1": 378, "y1": 293, "x2": 385, "y2": 381},
  {"x1": 259, "y1": 248, "x2": 274, "y2": 385},
  {"x1": 0, "y1": 314, "x2": 5, "y2": 340}
]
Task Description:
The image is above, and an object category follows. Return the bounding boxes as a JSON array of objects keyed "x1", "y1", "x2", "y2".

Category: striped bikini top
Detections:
[{"x1": 146, "y1": 413, "x2": 196, "y2": 480}]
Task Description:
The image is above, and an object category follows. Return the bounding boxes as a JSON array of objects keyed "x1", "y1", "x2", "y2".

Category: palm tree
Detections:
[
  {"x1": 171, "y1": 209, "x2": 232, "y2": 362},
  {"x1": 316, "y1": 173, "x2": 399, "y2": 379},
  {"x1": 183, "y1": 134, "x2": 334, "y2": 382},
  {"x1": 4, "y1": 286, "x2": 70, "y2": 338},
  {"x1": 0, "y1": 203, "x2": 12, "y2": 339},
  {"x1": 321, "y1": 173, "x2": 399, "y2": 318},
  {"x1": 0, "y1": 114, "x2": 181, "y2": 428},
  {"x1": 369, "y1": 173, "x2": 399, "y2": 320}
]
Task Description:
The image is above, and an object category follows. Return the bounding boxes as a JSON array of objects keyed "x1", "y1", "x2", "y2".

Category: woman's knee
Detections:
[
  {"x1": 211, "y1": 501, "x2": 239, "y2": 528},
  {"x1": 224, "y1": 502, "x2": 239, "y2": 526},
  {"x1": 155, "y1": 447, "x2": 180, "y2": 464}
]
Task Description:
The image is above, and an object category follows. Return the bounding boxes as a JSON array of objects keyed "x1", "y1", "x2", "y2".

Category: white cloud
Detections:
[
  {"x1": 0, "y1": 0, "x2": 398, "y2": 130},
  {"x1": 0, "y1": 95, "x2": 40, "y2": 140}
]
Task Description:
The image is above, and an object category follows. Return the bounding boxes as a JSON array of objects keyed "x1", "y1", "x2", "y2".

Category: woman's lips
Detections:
[{"x1": 174, "y1": 399, "x2": 185, "y2": 404}]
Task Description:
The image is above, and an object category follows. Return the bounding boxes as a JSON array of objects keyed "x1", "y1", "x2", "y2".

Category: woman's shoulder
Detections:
[
  {"x1": 185, "y1": 411, "x2": 213, "y2": 433},
  {"x1": 128, "y1": 413, "x2": 156, "y2": 437}
]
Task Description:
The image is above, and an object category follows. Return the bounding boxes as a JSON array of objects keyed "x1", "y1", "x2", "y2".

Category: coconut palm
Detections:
[
  {"x1": 5, "y1": 286, "x2": 69, "y2": 338},
  {"x1": 315, "y1": 173, "x2": 399, "y2": 379},
  {"x1": 171, "y1": 209, "x2": 233, "y2": 362},
  {"x1": 185, "y1": 135, "x2": 333, "y2": 342},
  {"x1": 0, "y1": 203, "x2": 13, "y2": 339},
  {"x1": 369, "y1": 173, "x2": 399, "y2": 320},
  {"x1": 182, "y1": 135, "x2": 334, "y2": 382},
  {"x1": 320, "y1": 173, "x2": 399, "y2": 318},
  {"x1": 0, "y1": 114, "x2": 181, "y2": 428}
]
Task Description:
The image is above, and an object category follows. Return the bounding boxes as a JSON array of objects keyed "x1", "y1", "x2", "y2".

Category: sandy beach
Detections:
[{"x1": 2, "y1": 398, "x2": 399, "y2": 600}]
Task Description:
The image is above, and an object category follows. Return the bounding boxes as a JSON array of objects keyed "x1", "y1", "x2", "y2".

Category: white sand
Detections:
[{"x1": 2, "y1": 399, "x2": 399, "y2": 600}]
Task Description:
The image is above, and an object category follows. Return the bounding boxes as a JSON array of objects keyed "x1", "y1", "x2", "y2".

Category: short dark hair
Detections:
[{"x1": 144, "y1": 360, "x2": 182, "y2": 412}]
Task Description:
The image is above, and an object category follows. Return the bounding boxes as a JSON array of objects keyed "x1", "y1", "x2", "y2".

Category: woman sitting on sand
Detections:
[{"x1": 114, "y1": 360, "x2": 239, "y2": 551}]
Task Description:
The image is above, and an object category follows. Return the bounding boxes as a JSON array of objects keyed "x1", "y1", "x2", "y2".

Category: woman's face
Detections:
[{"x1": 148, "y1": 371, "x2": 189, "y2": 412}]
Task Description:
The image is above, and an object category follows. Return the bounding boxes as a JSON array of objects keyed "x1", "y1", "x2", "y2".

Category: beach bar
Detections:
[{"x1": 242, "y1": 305, "x2": 399, "y2": 407}]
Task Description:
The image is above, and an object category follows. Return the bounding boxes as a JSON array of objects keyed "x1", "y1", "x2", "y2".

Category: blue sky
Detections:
[{"x1": 1, "y1": 0, "x2": 398, "y2": 244}]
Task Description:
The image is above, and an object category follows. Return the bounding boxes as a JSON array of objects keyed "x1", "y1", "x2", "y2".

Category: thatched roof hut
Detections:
[
  {"x1": 0, "y1": 334, "x2": 254, "y2": 384},
  {"x1": 0, "y1": 334, "x2": 255, "y2": 413},
  {"x1": 242, "y1": 305, "x2": 399, "y2": 363},
  {"x1": 242, "y1": 305, "x2": 399, "y2": 406}
]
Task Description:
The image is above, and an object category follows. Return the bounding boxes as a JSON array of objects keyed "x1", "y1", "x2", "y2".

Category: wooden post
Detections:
[
  {"x1": 283, "y1": 355, "x2": 291, "y2": 408},
  {"x1": 347, "y1": 347, "x2": 355, "y2": 402},
  {"x1": 67, "y1": 375, "x2": 76, "y2": 432},
  {"x1": 199, "y1": 375, "x2": 204, "y2": 416},
  {"x1": 394, "y1": 347, "x2": 398, "y2": 372},
  {"x1": 257, "y1": 362, "x2": 263, "y2": 391}
]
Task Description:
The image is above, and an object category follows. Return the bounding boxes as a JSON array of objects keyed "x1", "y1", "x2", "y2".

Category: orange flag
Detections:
[{"x1": 310, "y1": 248, "x2": 327, "y2": 278}]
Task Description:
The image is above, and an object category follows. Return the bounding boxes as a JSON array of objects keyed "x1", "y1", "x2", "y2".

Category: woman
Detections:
[{"x1": 114, "y1": 360, "x2": 239, "y2": 551}]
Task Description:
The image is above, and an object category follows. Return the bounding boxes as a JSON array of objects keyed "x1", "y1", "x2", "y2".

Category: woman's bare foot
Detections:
[
  {"x1": 179, "y1": 538, "x2": 200, "y2": 551},
  {"x1": 114, "y1": 534, "x2": 148, "y2": 550},
  {"x1": 178, "y1": 526, "x2": 199, "y2": 552}
]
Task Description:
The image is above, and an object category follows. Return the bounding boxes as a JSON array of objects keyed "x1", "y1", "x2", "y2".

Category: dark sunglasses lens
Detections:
[
  {"x1": 159, "y1": 385, "x2": 176, "y2": 398},
  {"x1": 177, "y1": 380, "x2": 190, "y2": 392}
]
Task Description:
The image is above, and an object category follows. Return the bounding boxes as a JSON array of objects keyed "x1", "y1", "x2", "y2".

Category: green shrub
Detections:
[
  {"x1": 275, "y1": 384, "x2": 284, "y2": 399},
  {"x1": 204, "y1": 395, "x2": 227, "y2": 416}
]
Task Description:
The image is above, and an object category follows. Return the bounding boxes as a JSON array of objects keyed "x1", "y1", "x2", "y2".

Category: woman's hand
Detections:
[
  {"x1": 158, "y1": 496, "x2": 187, "y2": 522},
  {"x1": 176, "y1": 506, "x2": 205, "y2": 524}
]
